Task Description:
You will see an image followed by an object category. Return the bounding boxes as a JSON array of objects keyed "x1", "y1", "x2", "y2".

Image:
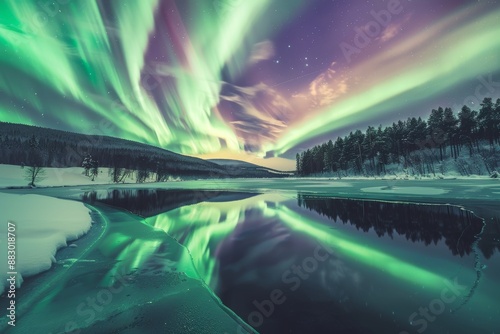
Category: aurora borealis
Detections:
[{"x1": 1, "y1": 0, "x2": 499, "y2": 169}]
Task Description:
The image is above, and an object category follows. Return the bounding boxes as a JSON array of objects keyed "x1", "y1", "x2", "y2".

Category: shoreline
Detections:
[
  {"x1": 1, "y1": 200, "x2": 256, "y2": 333},
  {"x1": 2, "y1": 177, "x2": 497, "y2": 218}
]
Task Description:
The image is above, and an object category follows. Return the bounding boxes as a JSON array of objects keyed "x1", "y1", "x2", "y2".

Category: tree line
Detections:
[
  {"x1": 296, "y1": 97, "x2": 500, "y2": 177},
  {"x1": 0, "y1": 122, "x2": 221, "y2": 172}
]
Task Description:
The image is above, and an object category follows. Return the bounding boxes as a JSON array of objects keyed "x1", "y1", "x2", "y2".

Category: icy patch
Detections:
[
  {"x1": 0, "y1": 194, "x2": 91, "y2": 294},
  {"x1": 294, "y1": 182, "x2": 352, "y2": 188},
  {"x1": 361, "y1": 186, "x2": 449, "y2": 195}
]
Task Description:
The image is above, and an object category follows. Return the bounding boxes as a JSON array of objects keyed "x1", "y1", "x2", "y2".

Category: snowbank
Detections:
[{"x1": 0, "y1": 193, "x2": 92, "y2": 294}]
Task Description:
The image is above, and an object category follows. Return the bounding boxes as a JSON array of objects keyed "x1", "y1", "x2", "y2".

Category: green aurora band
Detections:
[
  {"x1": 0, "y1": 0, "x2": 303, "y2": 155},
  {"x1": 0, "y1": 1, "x2": 499, "y2": 160},
  {"x1": 268, "y1": 6, "x2": 500, "y2": 155}
]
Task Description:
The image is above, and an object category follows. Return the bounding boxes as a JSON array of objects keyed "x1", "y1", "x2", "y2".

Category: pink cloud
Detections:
[{"x1": 378, "y1": 14, "x2": 412, "y2": 42}]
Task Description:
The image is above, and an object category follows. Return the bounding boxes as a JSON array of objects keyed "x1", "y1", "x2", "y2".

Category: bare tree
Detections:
[
  {"x1": 24, "y1": 166, "x2": 46, "y2": 187},
  {"x1": 109, "y1": 166, "x2": 132, "y2": 183},
  {"x1": 90, "y1": 160, "x2": 99, "y2": 181}
]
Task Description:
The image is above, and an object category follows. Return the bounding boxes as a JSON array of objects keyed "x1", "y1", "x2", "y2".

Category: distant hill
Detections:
[
  {"x1": 207, "y1": 159, "x2": 261, "y2": 168},
  {"x1": 208, "y1": 159, "x2": 293, "y2": 176},
  {"x1": 0, "y1": 122, "x2": 288, "y2": 179}
]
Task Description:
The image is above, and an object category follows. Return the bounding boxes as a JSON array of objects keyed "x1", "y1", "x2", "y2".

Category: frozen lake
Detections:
[
  {"x1": 1, "y1": 179, "x2": 499, "y2": 333},
  {"x1": 82, "y1": 188, "x2": 500, "y2": 334}
]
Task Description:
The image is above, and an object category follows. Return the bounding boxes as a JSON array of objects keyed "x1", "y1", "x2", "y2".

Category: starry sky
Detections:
[{"x1": 1, "y1": 0, "x2": 499, "y2": 170}]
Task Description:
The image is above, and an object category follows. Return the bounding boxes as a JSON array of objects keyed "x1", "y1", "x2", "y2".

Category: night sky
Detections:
[{"x1": 1, "y1": 0, "x2": 499, "y2": 169}]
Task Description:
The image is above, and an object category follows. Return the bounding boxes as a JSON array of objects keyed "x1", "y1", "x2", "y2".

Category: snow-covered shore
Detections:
[
  {"x1": 0, "y1": 164, "x2": 189, "y2": 188},
  {"x1": 0, "y1": 164, "x2": 138, "y2": 188},
  {"x1": 0, "y1": 193, "x2": 92, "y2": 294}
]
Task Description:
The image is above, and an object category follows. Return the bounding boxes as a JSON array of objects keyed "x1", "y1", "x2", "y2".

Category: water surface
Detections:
[{"x1": 82, "y1": 189, "x2": 500, "y2": 334}]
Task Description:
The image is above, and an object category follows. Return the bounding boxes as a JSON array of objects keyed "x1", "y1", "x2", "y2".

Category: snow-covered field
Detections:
[
  {"x1": 0, "y1": 164, "x2": 183, "y2": 188},
  {"x1": 0, "y1": 164, "x2": 140, "y2": 188},
  {"x1": 0, "y1": 193, "x2": 91, "y2": 294}
]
